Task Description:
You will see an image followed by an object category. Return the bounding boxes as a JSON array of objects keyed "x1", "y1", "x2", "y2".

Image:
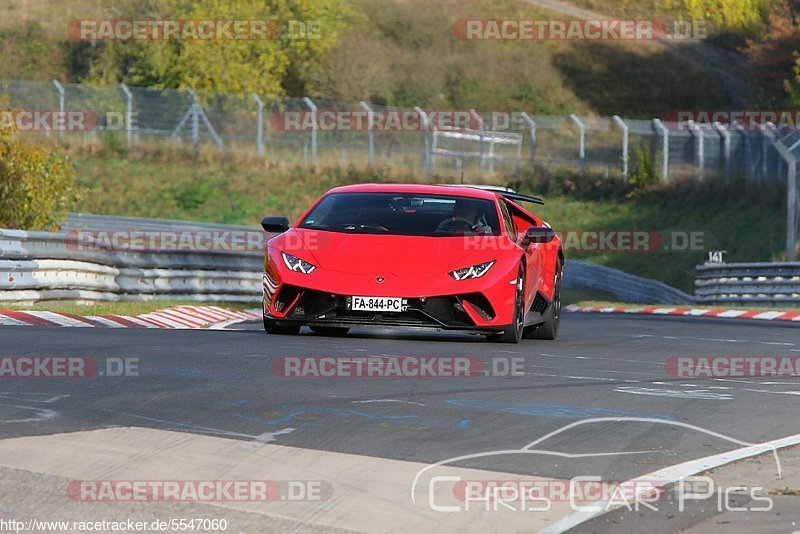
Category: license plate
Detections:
[{"x1": 350, "y1": 296, "x2": 404, "y2": 312}]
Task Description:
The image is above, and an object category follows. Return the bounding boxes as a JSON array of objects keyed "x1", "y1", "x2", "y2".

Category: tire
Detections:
[
  {"x1": 529, "y1": 261, "x2": 562, "y2": 341},
  {"x1": 487, "y1": 264, "x2": 525, "y2": 344},
  {"x1": 263, "y1": 316, "x2": 301, "y2": 335},
  {"x1": 310, "y1": 326, "x2": 350, "y2": 336}
]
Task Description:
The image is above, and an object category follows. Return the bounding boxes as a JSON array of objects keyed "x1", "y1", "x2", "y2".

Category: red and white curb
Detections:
[
  {"x1": 566, "y1": 304, "x2": 800, "y2": 322},
  {"x1": 0, "y1": 305, "x2": 261, "y2": 329}
]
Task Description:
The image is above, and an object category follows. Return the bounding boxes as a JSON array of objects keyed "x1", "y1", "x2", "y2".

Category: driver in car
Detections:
[{"x1": 445, "y1": 199, "x2": 493, "y2": 234}]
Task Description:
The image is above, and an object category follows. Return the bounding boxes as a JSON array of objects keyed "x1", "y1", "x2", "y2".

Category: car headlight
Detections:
[
  {"x1": 450, "y1": 260, "x2": 495, "y2": 281},
  {"x1": 281, "y1": 251, "x2": 317, "y2": 274}
]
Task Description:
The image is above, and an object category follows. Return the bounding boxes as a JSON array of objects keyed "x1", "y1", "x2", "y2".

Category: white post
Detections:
[
  {"x1": 415, "y1": 106, "x2": 431, "y2": 175},
  {"x1": 52, "y1": 80, "x2": 65, "y2": 137},
  {"x1": 713, "y1": 121, "x2": 731, "y2": 182},
  {"x1": 120, "y1": 83, "x2": 133, "y2": 147},
  {"x1": 302, "y1": 97, "x2": 318, "y2": 169},
  {"x1": 569, "y1": 114, "x2": 585, "y2": 169},
  {"x1": 251, "y1": 93, "x2": 264, "y2": 157},
  {"x1": 652, "y1": 119, "x2": 670, "y2": 181},
  {"x1": 612, "y1": 115, "x2": 628, "y2": 178},
  {"x1": 521, "y1": 112, "x2": 537, "y2": 162},
  {"x1": 687, "y1": 120, "x2": 705, "y2": 180},
  {"x1": 360, "y1": 101, "x2": 375, "y2": 166}
]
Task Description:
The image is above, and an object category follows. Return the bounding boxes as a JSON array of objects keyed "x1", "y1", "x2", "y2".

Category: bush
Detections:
[
  {"x1": 0, "y1": 130, "x2": 79, "y2": 230},
  {"x1": 626, "y1": 145, "x2": 657, "y2": 198}
]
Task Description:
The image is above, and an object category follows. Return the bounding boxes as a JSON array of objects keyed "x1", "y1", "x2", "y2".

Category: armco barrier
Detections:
[
  {"x1": 695, "y1": 262, "x2": 800, "y2": 307},
  {"x1": 564, "y1": 260, "x2": 695, "y2": 305},
  {"x1": 0, "y1": 227, "x2": 263, "y2": 304}
]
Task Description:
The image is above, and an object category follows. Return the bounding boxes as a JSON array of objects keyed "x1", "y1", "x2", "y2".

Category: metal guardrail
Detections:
[
  {"x1": 0, "y1": 228, "x2": 263, "y2": 304},
  {"x1": 565, "y1": 260, "x2": 695, "y2": 305},
  {"x1": 695, "y1": 262, "x2": 800, "y2": 306}
]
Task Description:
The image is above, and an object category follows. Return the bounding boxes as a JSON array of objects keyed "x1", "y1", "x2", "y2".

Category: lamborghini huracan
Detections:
[{"x1": 260, "y1": 184, "x2": 563, "y2": 343}]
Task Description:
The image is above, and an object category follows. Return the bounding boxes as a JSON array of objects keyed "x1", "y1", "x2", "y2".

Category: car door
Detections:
[{"x1": 499, "y1": 198, "x2": 540, "y2": 310}]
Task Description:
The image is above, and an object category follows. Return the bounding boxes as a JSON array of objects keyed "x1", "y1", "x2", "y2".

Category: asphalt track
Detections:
[{"x1": 1, "y1": 312, "x2": 799, "y2": 531}]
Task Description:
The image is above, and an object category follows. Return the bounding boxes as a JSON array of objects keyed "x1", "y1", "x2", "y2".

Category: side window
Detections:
[{"x1": 498, "y1": 199, "x2": 517, "y2": 239}]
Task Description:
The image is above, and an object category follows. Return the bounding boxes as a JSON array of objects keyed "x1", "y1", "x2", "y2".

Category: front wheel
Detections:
[
  {"x1": 488, "y1": 264, "x2": 525, "y2": 344},
  {"x1": 263, "y1": 317, "x2": 301, "y2": 335},
  {"x1": 528, "y1": 262, "x2": 562, "y2": 340}
]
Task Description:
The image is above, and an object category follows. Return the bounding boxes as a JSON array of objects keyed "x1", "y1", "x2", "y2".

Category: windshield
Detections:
[{"x1": 300, "y1": 192, "x2": 502, "y2": 236}]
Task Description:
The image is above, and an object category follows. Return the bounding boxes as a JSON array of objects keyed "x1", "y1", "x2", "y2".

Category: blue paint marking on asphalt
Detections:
[
  {"x1": 230, "y1": 400, "x2": 249, "y2": 407},
  {"x1": 444, "y1": 400, "x2": 675, "y2": 420}
]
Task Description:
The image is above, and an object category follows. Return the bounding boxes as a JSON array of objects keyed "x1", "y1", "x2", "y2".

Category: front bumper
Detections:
[{"x1": 263, "y1": 282, "x2": 509, "y2": 333}]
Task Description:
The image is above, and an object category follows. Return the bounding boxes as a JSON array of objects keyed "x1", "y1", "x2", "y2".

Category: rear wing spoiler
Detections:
[
  {"x1": 497, "y1": 191, "x2": 544, "y2": 206},
  {"x1": 449, "y1": 184, "x2": 545, "y2": 205}
]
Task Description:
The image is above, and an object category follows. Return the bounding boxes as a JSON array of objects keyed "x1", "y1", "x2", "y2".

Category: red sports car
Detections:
[{"x1": 260, "y1": 184, "x2": 563, "y2": 343}]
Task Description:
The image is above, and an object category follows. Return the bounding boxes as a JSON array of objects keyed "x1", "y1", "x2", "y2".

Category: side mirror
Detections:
[
  {"x1": 261, "y1": 216, "x2": 290, "y2": 233},
  {"x1": 521, "y1": 226, "x2": 556, "y2": 247}
]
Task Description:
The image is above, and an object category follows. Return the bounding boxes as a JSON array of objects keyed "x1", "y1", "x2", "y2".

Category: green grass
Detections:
[{"x1": 0, "y1": 300, "x2": 255, "y2": 316}]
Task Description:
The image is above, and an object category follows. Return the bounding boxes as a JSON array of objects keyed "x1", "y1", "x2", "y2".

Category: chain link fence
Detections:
[{"x1": 1, "y1": 79, "x2": 798, "y2": 259}]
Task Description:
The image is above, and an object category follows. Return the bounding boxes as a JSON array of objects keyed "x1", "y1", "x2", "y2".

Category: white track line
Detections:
[{"x1": 542, "y1": 431, "x2": 800, "y2": 533}]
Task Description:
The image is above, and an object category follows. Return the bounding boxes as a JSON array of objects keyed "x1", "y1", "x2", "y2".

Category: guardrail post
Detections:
[
  {"x1": 612, "y1": 115, "x2": 628, "y2": 178},
  {"x1": 52, "y1": 80, "x2": 64, "y2": 137},
  {"x1": 713, "y1": 121, "x2": 731, "y2": 182},
  {"x1": 687, "y1": 120, "x2": 705, "y2": 180},
  {"x1": 521, "y1": 112, "x2": 537, "y2": 162},
  {"x1": 119, "y1": 83, "x2": 134, "y2": 147},
  {"x1": 360, "y1": 101, "x2": 375, "y2": 166},
  {"x1": 302, "y1": 97, "x2": 318, "y2": 170},
  {"x1": 251, "y1": 93, "x2": 265, "y2": 157},
  {"x1": 652, "y1": 119, "x2": 670, "y2": 181},
  {"x1": 569, "y1": 114, "x2": 585, "y2": 170},
  {"x1": 414, "y1": 107, "x2": 431, "y2": 175}
]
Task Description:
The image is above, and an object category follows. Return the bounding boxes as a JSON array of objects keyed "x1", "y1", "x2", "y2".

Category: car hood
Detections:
[{"x1": 282, "y1": 229, "x2": 503, "y2": 276}]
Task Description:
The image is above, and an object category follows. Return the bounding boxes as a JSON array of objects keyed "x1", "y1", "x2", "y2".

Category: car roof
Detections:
[{"x1": 326, "y1": 183, "x2": 499, "y2": 201}]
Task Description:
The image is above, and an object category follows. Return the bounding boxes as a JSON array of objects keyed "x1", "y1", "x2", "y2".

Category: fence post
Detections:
[
  {"x1": 470, "y1": 109, "x2": 486, "y2": 171},
  {"x1": 359, "y1": 101, "x2": 375, "y2": 166},
  {"x1": 187, "y1": 89, "x2": 200, "y2": 154},
  {"x1": 52, "y1": 80, "x2": 64, "y2": 137},
  {"x1": 713, "y1": 122, "x2": 731, "y2": 182},
  {"x1": 119, "y1": 83, "x2": 134, "y2": 147},
  {"x1": 652, "y1": 119, "x2": 670, "y2": 181},
  {"x1": 302, "y1": 97, "x2": 318, "y2": 169},
  {"x1": 569, "y1": 114, "x2": 585, "y2": 170},
  {"x1": 521, "y1": 112, "x2": 537, "y2": 162},
  {"x1": 788, "y1": 158, "x2": 797, "y2": 261},
  {"x1": 250, "y1": 93, "x2": 265, "y2": 157},
  {"x1": 687, "y1": 120, "x2": 705, "y2": 180},
  {"x1": 414, "y1": 107, "x2": 431, "y2": 175},
  {"x1": 612, "y1": 115, "x2": 628, "y2": 178}
]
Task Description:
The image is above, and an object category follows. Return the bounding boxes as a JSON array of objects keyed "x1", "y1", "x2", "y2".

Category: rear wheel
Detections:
[
  {"x1": 488, "y1": 264, "x2": 525, "y2": 344},
  {"x1": 310, "y1": 326, "x2": 350, "y2": 336},
  {"x1": 263, "y1": 316, "x2": 300, "y2": 335},
  {"x1": 529, "y1": 261, "x2": 562, "y2": 340}
]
